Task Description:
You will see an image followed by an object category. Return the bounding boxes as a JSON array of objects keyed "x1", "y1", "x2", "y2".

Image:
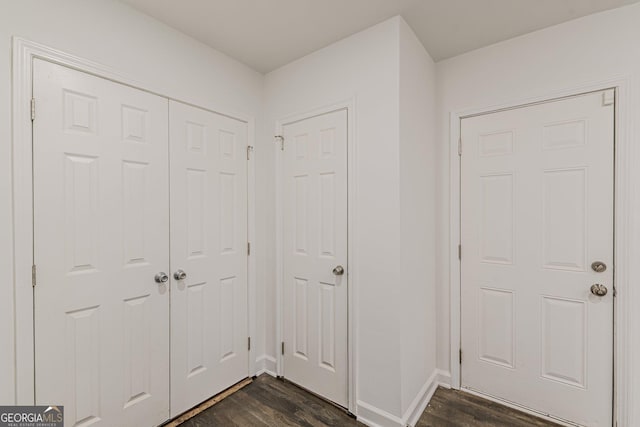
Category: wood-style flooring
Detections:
[
  {"x1": 179, "y1": 375, "x2": 560, "y2": 427},
  {"x1": 417, "y1": 387, "x2": 560, "y2": 427}
]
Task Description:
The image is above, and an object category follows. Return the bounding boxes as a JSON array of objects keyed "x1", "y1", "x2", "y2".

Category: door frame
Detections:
[
  {"x1": 274, "y1": 99, "x2": 357, "y2": 415},
  {"x1": 11, "y1": 37, "x2": 258, "y2": 404},
  {"x1": 449, "y1": 79, "x2": 633, "y2": 426}
]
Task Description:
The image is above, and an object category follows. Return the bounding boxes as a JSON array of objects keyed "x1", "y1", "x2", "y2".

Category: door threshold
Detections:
[
  {"x1": 461, "y1": 387, "x2": 582, "y2": 427},
  {"x1": 163, "y1": 377, "x2": 253, "y2": 427}
]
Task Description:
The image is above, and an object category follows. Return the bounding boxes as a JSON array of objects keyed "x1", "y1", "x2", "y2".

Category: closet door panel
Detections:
[
  {"x1": 169, "y1": 101, "x2": 248, "y2": 416},
  {"x1": 33, "y1": 59, "x2": 170, "y2": 427}
]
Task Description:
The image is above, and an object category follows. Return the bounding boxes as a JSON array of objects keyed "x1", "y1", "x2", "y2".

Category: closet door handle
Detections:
[
  {"x1": 155, "y1": 272, "x2": 169, "y2": 284},
  {"x1": 173, "y1": 269, "x2": 187, "y2": 280}
]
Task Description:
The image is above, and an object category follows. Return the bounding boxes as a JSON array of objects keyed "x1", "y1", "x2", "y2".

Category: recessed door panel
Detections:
[
  {"x1": 541, "y1": 296, "x2": 587, "y2": 387},
  {"x1": 461, "y1": 90, "x2": 614, "y2": 426}
]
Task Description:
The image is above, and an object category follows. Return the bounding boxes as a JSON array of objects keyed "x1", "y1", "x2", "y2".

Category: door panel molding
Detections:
[
  {"x1": 11, "y1": 37, "x2": 257, "y2": 405},
  {"x1": 448, "y1": 78, "x2": 635, "y2": 426},
  {"x1": 275, "y1": 99, "x2": 357, "y2": 414}
]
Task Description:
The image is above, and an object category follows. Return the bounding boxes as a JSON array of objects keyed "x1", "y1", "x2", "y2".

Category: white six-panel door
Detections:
[
  {"x1": 169, "y1": 101, "x2": 249, "y2": 417},
  {"x1": 282, "y1": 109, "x2": 348, "y2": 408},
  {"x1": 33, "y1": 59, "x2": 170, "y2": 427},
  {"x1": 461, "y1": 90, "x2": 614, "y2": 426}
]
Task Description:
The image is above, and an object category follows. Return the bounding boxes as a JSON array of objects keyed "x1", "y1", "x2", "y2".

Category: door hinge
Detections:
[
  {"x1": 459, "y1": 349, "x2": 463, "y2": 364},
  {"x1": 458, "y1": 137, "x2": 462, "y2": 156},
  {"x1": 248, "y1": 337, "x2": 251, "y2": 351},
  {"x1": 30, "y1": 98, "x2": 35, "y2": 121},
  {"x1": 275, "y1": 135, "x2": 284, "y2": 151},
  {"x1": 458, "y1": 244, "x2": 462, "y2": 261},
  {"x1": 32, "y1": 264, "x2": 36, "y2": 287},
  {"x1": 281, "y1": 341, "x2": 285, "y2": 355},
  {"x1": 247, "y1": 242, "x2": 251, "y2": 256},
  {"x1": 247, "y1": 145, "x2": 254, "y2": 160}
]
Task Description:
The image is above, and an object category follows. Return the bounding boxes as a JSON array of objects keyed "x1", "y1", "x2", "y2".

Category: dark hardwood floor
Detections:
[
  {"x1": 179, "y1": 375, "x2": 560, "y2": 427},
  {"x1": 178, "y1": 374, "x2": 359, "y2": 426},
  {"x1": 417, "y1": 387, "x2": 560, "y2": 427}
]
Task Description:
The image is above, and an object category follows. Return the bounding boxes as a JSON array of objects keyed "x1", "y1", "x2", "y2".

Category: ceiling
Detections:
[{"x1": 120, "y1": 0, "x2": 640, "y2": 73}]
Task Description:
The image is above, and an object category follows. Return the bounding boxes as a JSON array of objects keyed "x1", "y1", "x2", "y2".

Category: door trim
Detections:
[
  {"x1": 274, "y1": 99, "x2": 357, "y2": 414},
  {"x1": 11, "y1": 37, "x2": 258, "y2": 404},
  {"x1": 448, "y1": 79, "x2": 634, "y2": 426}
]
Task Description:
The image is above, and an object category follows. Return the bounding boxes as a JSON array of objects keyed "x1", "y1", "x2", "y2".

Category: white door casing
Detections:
[
  {"x1": 460, "y1": 90, "x2": 614, "y2": 426},
  {"x1": 33, "y1": 59, "x2": 170, "y2": 426},
  {"x1": 169, "y1": 100, "x2": 249, "y2": 417},
  {"x1": 282, "y1": 109, "x2": 348, "y2": 408}
]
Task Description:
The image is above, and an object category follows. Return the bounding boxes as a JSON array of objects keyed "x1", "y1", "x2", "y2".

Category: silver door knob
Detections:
[
  {"x1": 155, "y1": 272, "x2": 169, "y2": 284},
  {"x1": 332, "y1": 265, "x2": 344, "y2": 276},
  {"x1": 590, "y1": 284, "x2": 608, "y2": 297},
  {"x1": 591, "y1": 261, "x2": 607, "y2": 273},
  {"x1": 173, "y1": 269, "x2": 187, "y2": 280}
]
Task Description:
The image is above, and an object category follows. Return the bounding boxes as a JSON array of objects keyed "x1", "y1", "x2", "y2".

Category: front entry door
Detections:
[
  {"x1": 33, "y1": 59, "x2": 170, "y2": 427},
  {"x1": 461, "y1": 90, "x2": 614, "y2": 426},
  {"x1": 282, "y1": 109, "x2": 349, "y2": 408},
  {"x1": 169, "y1": 101, "x2": 249, "y2": 417}
]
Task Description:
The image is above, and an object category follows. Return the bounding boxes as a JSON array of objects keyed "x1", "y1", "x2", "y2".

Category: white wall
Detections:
[
  {"x1": 398, "y1": 19, "x2": 438, "y2": 418},
  {"x1": 264, "y1": 17, "x2": 402, "y2": 419},
  {"x1": 435, "y1": 4, "x2": 640, "y2": 424},
  {"x1": 264, "y1": 16, "x2": 438, "y2": 426},
  {"x1": 0, "y1": 0, "x2": 264, "y2": 404}
]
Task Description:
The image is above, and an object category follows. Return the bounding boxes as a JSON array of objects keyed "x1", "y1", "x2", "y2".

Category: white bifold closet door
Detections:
[
  {"x1": 169, "y1": 101, "x2": 249, "y2": 417},
  {"x1": 282, "y1": 109, "x2": 348, "y2": 408},
  {"x1": 33, "y1": 59, "x2": 170, "y2": 427},
  {"x1": 33, "y1": 60, "x2": 250, "y2": 426},
  {"x1": 461, "y1": 90, "x2": 614, "y2": 426}
]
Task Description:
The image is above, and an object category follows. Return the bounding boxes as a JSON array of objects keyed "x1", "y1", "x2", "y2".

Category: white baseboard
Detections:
[
  {"x1": 357, "y1": 400, "x2": 404, "y2": 427},
  {"x1": 254, "y1": 354, "x2": 277, "y2": 377},
  {"x1": 356, "y1": 369, "x2": 440, "y2": 427},
  {"x1": 404, "y1": 370, "x2": 439, "y2": 427},
  {"x1": 436, "y1": 369, "x2": 452, "y2": 389}
]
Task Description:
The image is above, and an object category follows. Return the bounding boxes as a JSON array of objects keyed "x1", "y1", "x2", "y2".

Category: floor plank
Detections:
[
  {"x1": 416, "y1": 387, "x2": 561, "y2": 427},
  {"x1": 179, "y1": 376, "x2": 561, "y2": 427},
  {"x1": 178, "y1": 375, "x2": 359, "y2": 427}
]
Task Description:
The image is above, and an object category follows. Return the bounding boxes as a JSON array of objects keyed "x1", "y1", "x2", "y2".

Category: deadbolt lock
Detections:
[{"x1": 591, "y1": 261, "x2": 607, "y2": 273}]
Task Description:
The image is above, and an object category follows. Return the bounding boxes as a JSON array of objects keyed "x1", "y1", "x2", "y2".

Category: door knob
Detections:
[
  {"x1": 332, "y1": 265, "x2": 345, "y2": 276},
  {"x1": 173, "y1": 269, "x2": 187, "y2": 280},
  {"x1": 590, "y1": 284, "x2": 608, "y2": 297},
  {"x1": 154, "y1": 272, "x2": 169, "y2": 284},
  {"x1": 591, "y1": 261, "x2": 607, "y2": 273}
]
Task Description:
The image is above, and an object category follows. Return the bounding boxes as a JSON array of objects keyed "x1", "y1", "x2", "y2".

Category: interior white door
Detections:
[
  {"x1": 282, "y1": 109, "x2": 348, "y2": 407},
  {"x1": 169, "y1": 101, "x2": 249, "y2": 416},
  {"x1": 461, "y1": 90, "x2": 614, "y2": 426},
  {"x1": 33, "y1": 59, "x2": 170, "y2": 427}
]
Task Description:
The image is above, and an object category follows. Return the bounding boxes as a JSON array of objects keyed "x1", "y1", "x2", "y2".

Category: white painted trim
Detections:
[
  {"x1": 247, "y1": 119, "x2": 257, "y2": 377},
  {"x1": 254, "y1": 355, "x2": 278, "y2": 378},
  {"x1": 254, "y1": 368, "x2": 278, "y2": 378},
  {"x1": 436, "y1": 369, "x2": 452, "y2": 389},
  {"x1": 356, "y1": 401, "x2": 404, "y2": 427},
  {"x1": 448, "y1": 76, "x2": 634, "y2": 426},
  {"x1": 356, "y1": 369, "x2": 441, "y2": 427},
  {"x1": 12, "y1": 37, "x2": 258, "y2": 404},
  {"x1": 274, "y1": 97, "x2": 358, "y2": 415},
  {"x1": 405, "y1": 370, "x2": 439, "y2": 427}
]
